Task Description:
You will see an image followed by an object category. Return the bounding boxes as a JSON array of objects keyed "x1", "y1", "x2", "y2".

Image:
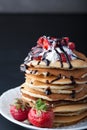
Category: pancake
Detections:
[
  {"x1": 53, "y1": 104, "x2": 87, "y2": 113},
  {"x1": 26, "y1": 58, "x2": 87, "y2": 69},
  {"x1": 21, "y1": 83, "x2": 87, "y2": 101},
  {"x1": 54, "y1": 111, "x2": 87, "y2": 124},
  {"x1": 25, "y1": 74, "x2": 87, "y2": 84},
  {"x1": 25, "y1": 78, "x2": 87, "y2": 90},
  {"x1": 25, "y1": 81, "x2": 87, "y2": 94},
  {"x1": 20, "y1": 36, "x2": 87, "y2": 128},
  {"x1": 25, "y1": 67, "x2": 87, "y2": 78},
  {"x1": 21, "y1": 92, "x2": 87, "y2": 107}
]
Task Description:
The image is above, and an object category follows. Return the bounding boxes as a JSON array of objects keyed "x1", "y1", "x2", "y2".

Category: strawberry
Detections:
[
  {"x1": 43, "y1": 38, "x2": 50, "y2": 50},
  {"x1": 63, "y1": 37, "x2": 69, "y2": 43},
  {"x1": 68, "y1": 42, "x2": 75, "y2": 50},
  {"x1": 60, "y1": 53, "x2": 67, "y2": 62},
  {"x1": 37, "y1": 37, "x2": 44, "y2": 46},
  {"x1": 61, "y1": 37, "x2": 69, "y2": 46},
  {"x1": 37, "y1": 36, "x2": 50, "y2": 50},
  {"x1": 33, "y1": 56, "x2": 42, "y2": 60},
  {"x1": 10, "y1": 98, "x2": 30, "y2": 121},
  {"x1": 28, "y1": 99, "x2": 54, "y2": 128}
]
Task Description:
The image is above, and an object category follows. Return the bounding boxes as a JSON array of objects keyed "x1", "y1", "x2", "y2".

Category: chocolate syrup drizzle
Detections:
[
  {"x1": 70, "y1": 76, "x2": 76, "y2": 85},
  {"x1": 70, "y1": 90, "x2": 76, "y2": 98},
  {"x1": 50, "y1": 74, "x2": 61, "y2": 83},
  {"x1": 59, "y1": 46, "x2": 73, "y2": 69},
  {"x1": 45, "y1": 88, "x2": 52, "y2": 95},
  {"x1": 42, "y1": 51, "x2": 51, "y2": 66},
  {"x1": 55, "y1": 49, "x2": 63, "y2": 68},
  {"x1": 23, "y1": 36, "x2": 85, "y2": 70},
  {"x1": 71, "y1": 54, "x2": 85, "y2": 61}
]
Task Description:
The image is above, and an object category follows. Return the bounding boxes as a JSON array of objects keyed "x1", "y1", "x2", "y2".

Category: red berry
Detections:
[
  {"x1": 68, "y1": 42, "x2": 75, "y2": 50},
  {"x1": 43, "y1": 38, "x2": 50, "y2": 50},
  {"x1": 37, "y1": 37, "x2": 44, "y2": 46},
  {"x1": 63, "y1": 37, "x2": 69, "y2": 43},
  {"x1": 10, "y1": 105, "x2": 29, "y2": 121},
  {"x1": 60, "y1": 53, "x2": 67, "y2": 62},
  {"x1": 28, "y1": 108, "x2": 54, "y2": 128},
  {"x1": 33, "y1": 56, "x2": 42, "y2": 60},
  {"x1": 10, "y1": 98, "x2": 30, "y2": 121},
  {"x1": 61, "y1": 37, "x2": 69, "y2": 46},
  {"x1": 28, "y1": 99, "x2": 54, "y2": 128}
]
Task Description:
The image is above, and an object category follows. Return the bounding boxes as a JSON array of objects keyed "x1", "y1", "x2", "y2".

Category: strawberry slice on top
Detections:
[
  {"x1": 28, "y1": 99, "x2": 54, "y2": 128},
  {"x1": 37, "y1": 36, "x2": 50, "y2": 50}
]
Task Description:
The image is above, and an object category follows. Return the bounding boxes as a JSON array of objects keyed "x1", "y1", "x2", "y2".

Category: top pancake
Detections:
[{"x1": 26, "y1": 51, "x2": 87, "y2": 69}]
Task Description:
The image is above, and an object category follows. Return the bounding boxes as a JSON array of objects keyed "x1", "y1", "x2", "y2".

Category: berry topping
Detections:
[
  {"x1": 60, "y1": 53, "x2": 67, "y2": 62},
  {"x1": 61, "y1": 37, "x2": 69, "y2": 46},
  {"x1": 43, "y1": 38, "x2": 50, "y2": 50},
  {"x1": 63, "y1": 37, "x2": 69, "y2": 43},
  {"x1": 28, "y1": 99, "x2": 54, "y2": 128},
  {"x1": 37, "y1": 37, "x2": 44, "y2": 46},
  {"x1": 68, "y1": 42, "x2": 75, "y2": 50},
  {"x1": 33, "y1": 56, "x2": 42, "y2": 60}
]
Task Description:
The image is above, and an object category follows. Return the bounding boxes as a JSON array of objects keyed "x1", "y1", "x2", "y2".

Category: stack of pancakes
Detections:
[{"x1": 20, "y1": 36, "x2": 87, "y2": 127}]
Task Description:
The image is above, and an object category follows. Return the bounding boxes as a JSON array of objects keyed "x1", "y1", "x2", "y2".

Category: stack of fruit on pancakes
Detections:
[{"x1": 20, "y1": 36, "x2": 87, "y2": 127}]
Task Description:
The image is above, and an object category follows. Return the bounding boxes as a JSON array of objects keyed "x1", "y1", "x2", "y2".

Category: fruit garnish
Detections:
[
  {"x1": 10, "y1": 98, "x2": 30, "y2": 121},
  {"x1": 68, "y1": 42, "x2": 75, "y2": 50},
  {"x1": 43, "y1": 38, "x2": 50, "y2": 50},
  {"x1": 28, "y1": 99, "x2": 54, "y2": 128},
  {"x1": 60, "y1": 53, "x2": 67, "y2": 62},
  {"x1": 33, "y1": 56, "x2": 42, "y2": 60},
  {"x1": 37, "y1": 37, "x2": 44, "y2": 46},
  {"x1": 63, "y1": 37, "x2": 69, "y2": 43},
  {"x1": 37, "y1": 36, "x2": 50, "y2": 50}
]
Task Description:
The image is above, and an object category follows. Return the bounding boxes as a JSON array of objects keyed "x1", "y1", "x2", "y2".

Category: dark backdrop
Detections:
[{"x1": 0, "y1": 13, "x2": 87, "y2": 130}]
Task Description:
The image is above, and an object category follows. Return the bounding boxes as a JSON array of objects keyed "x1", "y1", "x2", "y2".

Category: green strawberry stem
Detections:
[{"x1": 35, "y1": 99, "x2": 48, "y2": 112}]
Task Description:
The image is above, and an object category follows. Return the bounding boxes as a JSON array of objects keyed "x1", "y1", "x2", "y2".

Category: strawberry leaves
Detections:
[{"x1": 35, "y1": 99, "x2": 47, "y2": 111}]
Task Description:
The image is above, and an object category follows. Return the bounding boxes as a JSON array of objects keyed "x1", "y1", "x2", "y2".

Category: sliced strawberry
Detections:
[
  {"x1": 33, "y1": 56, "x2": 42, "y2": 60},
  {"x1": 63, "y1": 37, "x2": 69, "y2": 43},
  {"x1": 10, "y1": 98, "x2": 30, "y2": 121},
  {"x1": 61, "y1": 37, "x2": 69, "y2": 46},
  {"x1": 60, "y1": 53, "x2": 67, "y2": 62},
  {"x1": 43, "y1": 38, "x2": 50, "y2": 50},
  {"x1": 37, "y1": 37, "x2": 44, "y2": 46},
  {"x1": 68, "y1": 42, "x2": 75, "y2": 50},
  {"x1": 28, "y1": 99, "x2": 54, "y2": 128}
]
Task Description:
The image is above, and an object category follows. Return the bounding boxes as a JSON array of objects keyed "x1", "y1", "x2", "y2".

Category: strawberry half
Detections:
[
  {"x1": 10, "y1": 98, "x2": 30, "y2": 121},
  {"x1": 28, "y1": 99, "x2": 54, "y2": 128},
  {"x1": 43, "y1": 38, "x2": 50, "y2": 50},
  {"x1": 68, "y1": 42, "x2": 75, "y2": 50},
  {"x1": 37, "y1": 37, "x2": 44, "y2": 46},
  {"x1": 60, "y1": 53, "x2": 67, "y2": 62}
]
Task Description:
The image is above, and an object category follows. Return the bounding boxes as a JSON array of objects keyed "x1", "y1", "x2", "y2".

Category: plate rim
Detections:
[{"x1": 0, "y1": 87, "x2": 87, "y2": 130}]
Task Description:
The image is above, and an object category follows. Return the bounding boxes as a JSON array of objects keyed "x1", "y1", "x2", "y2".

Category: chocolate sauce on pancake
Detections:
[
  {"x1": 72, "y1": 54, "x2": 85, "y2": 61},
  {"x1": 42, "y1": 51, "x2": 51, "y2": 66},
  {"x1": 46, "y1": 72, "x2": 50, "y2": 76},
  {"x1": 50, "y1": 74, "x2": 61, "y2": 83},
  {"x1": 70, "y1": 90, "x2": 76, "y2": 98},
  {"x1": 70, "y1": 76, "x2": 76, "y2": 84},
  {"x1": 46, "y1": 80, "x2": 49, "y2": 84},
  {"x1": 45, "y1": 88, "x2": 52, "y2": 95},
  {"x1": 59, "y1": 46, "x2": 73, "y2": 69},
  {"x1": 55, "y1": 49, "x2": 63, "y2": 68}
]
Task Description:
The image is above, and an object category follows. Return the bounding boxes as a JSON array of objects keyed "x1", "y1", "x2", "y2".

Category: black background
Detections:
[{"x1": 0, "y1": 13, "x2": 87, "y2": 130}]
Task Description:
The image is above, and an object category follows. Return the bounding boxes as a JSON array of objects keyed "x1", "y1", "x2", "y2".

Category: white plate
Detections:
[{"x1": 0, "y1": 87, "x2": 87, "y2": 130}]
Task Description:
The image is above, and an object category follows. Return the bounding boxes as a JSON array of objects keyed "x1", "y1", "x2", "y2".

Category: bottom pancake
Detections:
[{"x1": 54, "y1": 111, "x2": 87, "y2": 127}]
